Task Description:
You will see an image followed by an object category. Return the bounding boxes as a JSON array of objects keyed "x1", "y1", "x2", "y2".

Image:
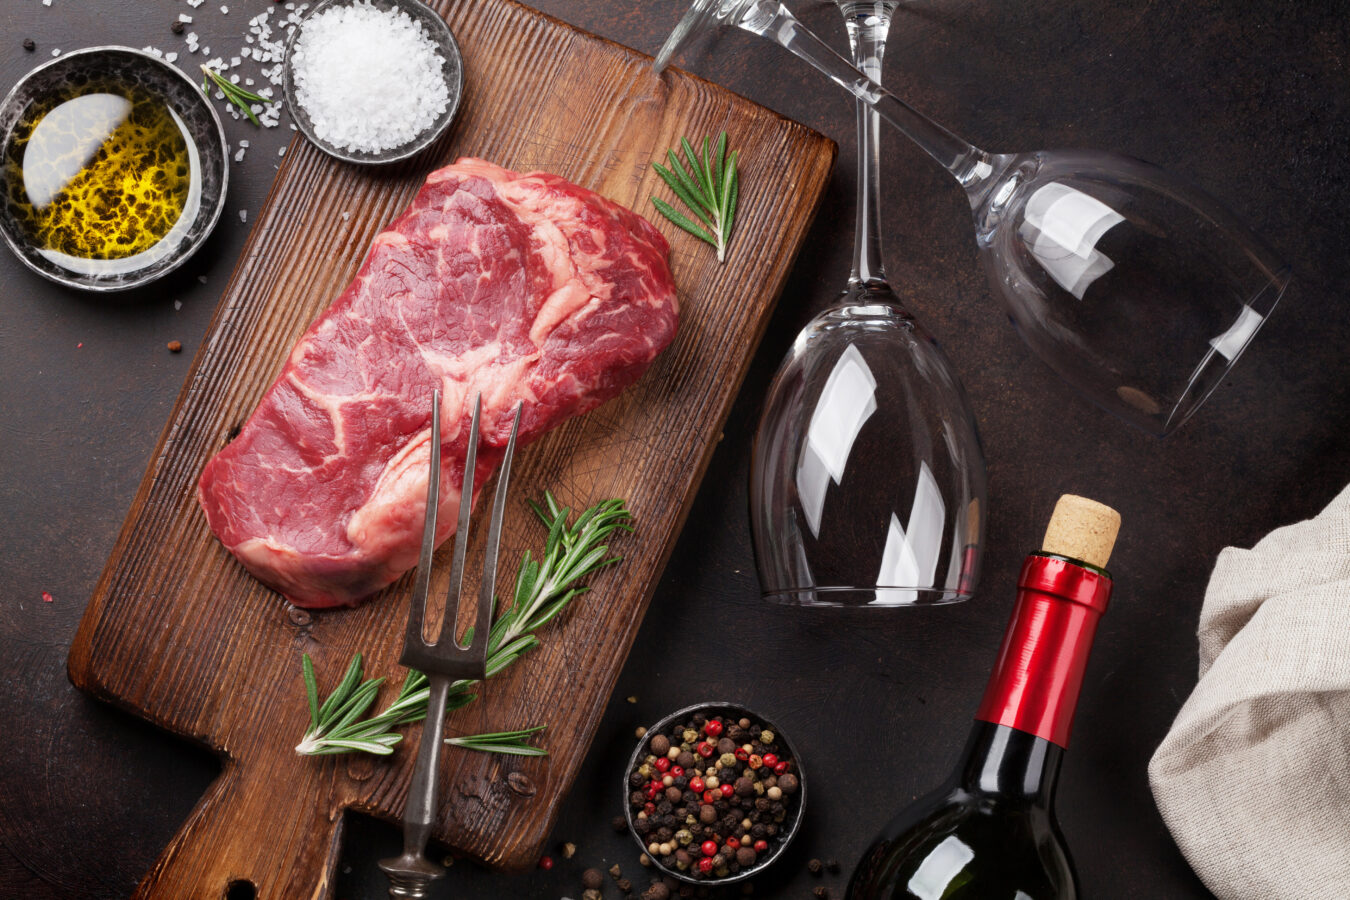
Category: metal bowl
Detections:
[
  {"x1": 622, "y1": 701, "x2": 808, "y2": 886},
  {"x1": 281, "y1": 0, "x2": 464, "y2": 165},
  {"x1": 0, "y1": 46, "x2": 228, "y2": 292}
]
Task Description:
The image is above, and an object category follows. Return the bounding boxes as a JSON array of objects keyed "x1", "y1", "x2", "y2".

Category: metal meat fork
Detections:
[{"x1": 379, "y1": 389, "x2": 522, "y2": 899}]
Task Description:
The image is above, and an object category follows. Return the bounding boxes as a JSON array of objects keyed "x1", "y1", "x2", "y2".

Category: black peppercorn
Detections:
[
  {"x1": 617, "y1": 879, "x2": 633, "y2": 892},
  {"x1": 613, "y1": 816, "x2": 629, "y2": 833},
  {"x1": 22, "y1": 38, "x2": 36, "y2": 51},
  {"x1": 808, "y1": 858, "x2": 824, "y2": 875},
  {"x1": 171, "y1": 20, "x2": 185, "y2": 34},
  {"x1": 583, "y1": 868, "x2": 605, "y2": 890}
]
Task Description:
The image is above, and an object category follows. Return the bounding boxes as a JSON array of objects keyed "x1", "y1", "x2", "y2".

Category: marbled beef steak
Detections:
[{"x1": 197, "y1": 159, "x2": 678, "y2": 608}]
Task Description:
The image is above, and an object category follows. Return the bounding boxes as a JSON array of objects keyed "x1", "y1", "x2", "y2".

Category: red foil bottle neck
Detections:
[{"x1": 974, "y1": 554, "x2": 1113, "y2": 748}]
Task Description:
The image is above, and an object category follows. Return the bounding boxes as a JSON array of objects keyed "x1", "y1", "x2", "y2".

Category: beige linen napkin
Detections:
[{"x1": 1149, "y1": 484, "x2": 1350, "y2": 898}]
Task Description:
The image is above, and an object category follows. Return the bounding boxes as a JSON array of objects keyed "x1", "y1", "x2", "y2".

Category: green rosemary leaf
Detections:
[
  {"x1": 651, "y1": 133, "x2": 740, "y2": 263},
  {"x1": 302, "y1": 653, "x2": 320, "y2": 731},
  {"x1": 653, "y1": 197, "x2": 717, "y2": 246}
]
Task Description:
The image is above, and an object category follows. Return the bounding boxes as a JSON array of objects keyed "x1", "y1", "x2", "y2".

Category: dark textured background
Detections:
[{"x1": 1, "y1": 1, "x2": 1346, "y2": 897}]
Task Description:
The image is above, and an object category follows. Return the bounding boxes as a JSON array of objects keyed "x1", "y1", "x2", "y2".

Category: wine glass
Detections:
[
  {"x1": 656, "y1": 0, "x2": 1291, "y2": 436},
  {"x1": 749, "y1": 0, "x2": 986, "y2": 607}
]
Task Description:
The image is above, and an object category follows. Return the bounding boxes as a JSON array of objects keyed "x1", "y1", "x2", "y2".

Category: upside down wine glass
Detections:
[
  {"x1": 656, "y1": 0, "x2": 1290, "y2": 437},
  {"x1": 750, "y1": 0, "x2": 986, "y2": 607}
]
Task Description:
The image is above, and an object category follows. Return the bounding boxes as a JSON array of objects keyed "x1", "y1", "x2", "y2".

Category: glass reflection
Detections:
[{"x1": 906, "y1": 834, "x2": 975, "y2": 900}]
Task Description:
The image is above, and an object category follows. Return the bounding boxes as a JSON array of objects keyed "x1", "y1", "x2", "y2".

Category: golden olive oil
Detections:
[{"x1": 3, "y1": 85, "x2": 195, "y2": 263}]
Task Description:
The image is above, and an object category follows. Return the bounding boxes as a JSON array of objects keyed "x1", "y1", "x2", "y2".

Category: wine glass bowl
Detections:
[
  {"x1": 655, "y1": 0, "x2": 1290, "y2": 437},
  {"x1": 973, "y1": 149, "x2": 1290, "y2": 434},
  {"x1": 751, "y1": 286, "x2": 985, "y2": 606}
]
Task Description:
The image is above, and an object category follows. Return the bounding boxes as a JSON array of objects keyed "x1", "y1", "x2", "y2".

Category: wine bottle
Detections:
[{"x1": 846, "y1": 495, "x2": 1121, "y2": 900}]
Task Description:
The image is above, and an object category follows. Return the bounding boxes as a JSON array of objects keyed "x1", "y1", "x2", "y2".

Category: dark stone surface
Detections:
[{"x1": 1, "y1": 1, "x2": 1346, "y2": 897}]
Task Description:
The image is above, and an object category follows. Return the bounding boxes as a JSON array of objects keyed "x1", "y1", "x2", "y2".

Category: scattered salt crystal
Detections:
[
  {"x1": 165, "y1": 52, "x2": 178, "y2": 63},
  {"x1": 197, "y1": 275, "x2": 208, "y2": 284},
  {"x1": 239, "y1": 209, "x2": 247, "y2": 223},
  {"x1": 238, "y1": 140, "x2": 249, "y2": 148},
  {"x1": 178, "y1": 13, "x2": 193, "y2": 23},
  {"x1": 234, "y1": 147, "x2": 245, "y2": 162},
  {"x1": 221, "y1": 5, "x2": 229, "y2": 14},
  {"x1": 341, "y1": 211, "x2": 351, "y2": 220},
  {"x1": 291, "y1": 1, "x2": 449, "y2": 153},
  {"x1": 51, "y1": 48, "x2": 60, "y2": 56},
  {"x1": 278, "y1": 146, "x2": 287, "y2": 156},
  {"x1": 174, "y1": 300, "x2": 183, "y2": 310},
  {"x1": 43, "y1": 0, "x2": 52, "y2": 6}
]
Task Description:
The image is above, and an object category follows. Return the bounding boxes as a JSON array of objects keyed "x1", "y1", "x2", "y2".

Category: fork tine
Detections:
[
  {"x1": 440, "y1": 392, "x2": 480, "y2": 647},
  {"x1": 401, "y1": 389, "x2": 442, "y2": 658},
  {"x1": 467, "y1": 401, "x2": 523, "y2": 665}
]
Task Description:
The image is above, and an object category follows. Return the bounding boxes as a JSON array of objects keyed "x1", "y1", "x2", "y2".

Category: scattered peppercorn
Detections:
[
  {"x1": 613, "y1": 816, "x2": 630, "y2": 833},
  {"x1": 617, "y1": 878, "x2": 633, "y2": 893},
  {"x1": 583, "y1": 891, "x2": 602, "y2": 900},
  {"x1": 23, "y1": 38, "x2": 36, "y2": 51},
  {"x1": 582, "y1": 868, "x2": 605, "y2": 890},
  {"x1": 167, "y1": 340, "x2": 183, "y2": 353},
  {"x1": 813, "y1": 888, "x2": 830, "y2": 899},
  {"x1": 171, "y1": 20, "x2": 185, "y2": 34},
  {"x1": 642, "y1": 882, "x2": 671, "y2": 900},
  {"x1": 808, "y1": 858, "x2": 824, "y2": 876},
  {"x1": 539, "y1": 855, "x2": 555, "y2": 870}
]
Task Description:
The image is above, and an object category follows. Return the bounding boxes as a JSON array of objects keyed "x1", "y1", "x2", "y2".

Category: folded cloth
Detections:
[{"x1": 1149, "y1": 484, "x2": 1350, "y2": 899}]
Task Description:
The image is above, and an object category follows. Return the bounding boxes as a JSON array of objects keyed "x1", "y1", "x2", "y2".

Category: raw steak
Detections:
[{"x1": 197, "y1": 158, "x2": 678, "y2": 608}]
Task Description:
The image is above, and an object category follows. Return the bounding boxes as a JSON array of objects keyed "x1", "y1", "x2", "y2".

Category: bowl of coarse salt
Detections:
[{"x1": 282, "y1": 0, "x2": 463, "y2": 164}]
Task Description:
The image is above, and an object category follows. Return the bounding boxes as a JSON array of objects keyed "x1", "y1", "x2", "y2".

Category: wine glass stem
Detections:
[
  {"x1": 737, "y1": 1, "x2": 1003, "y2": 195},
  {"x1": 842, "y1": 1, "x2": 896, "y2": 287}
]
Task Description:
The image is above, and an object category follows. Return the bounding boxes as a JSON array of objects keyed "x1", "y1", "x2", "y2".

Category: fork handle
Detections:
[{"x1": 379, "y1": 674, "x2": 453, "y2": 896}]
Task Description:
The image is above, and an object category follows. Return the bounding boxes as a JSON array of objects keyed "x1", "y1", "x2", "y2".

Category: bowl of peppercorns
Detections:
[{"x1": 623, "y1": 702, "x2": 806, "y2": 885}]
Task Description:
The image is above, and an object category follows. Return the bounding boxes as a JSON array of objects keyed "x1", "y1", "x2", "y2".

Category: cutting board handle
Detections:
[{"x1": 133, "y1": 760, "x2": 343, "y2": 900}]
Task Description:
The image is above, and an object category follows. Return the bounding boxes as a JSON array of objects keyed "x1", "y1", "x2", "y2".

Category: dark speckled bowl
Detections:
[
  {"x1": 623, "y1": 701, "x2": 808, "y2": 886},
  {"x1": 0, "y1": 46, "x2": 228, "y2": 292}
]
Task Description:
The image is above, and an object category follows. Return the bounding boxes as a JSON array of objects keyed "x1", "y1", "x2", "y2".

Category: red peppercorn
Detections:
[
  {"x1": 735, "y1": 747, "x2": 750, "y2": 762},
  {"x1": 726, "y1": 837, "x2": 741, "y2": 850},
  {"x1": 644, "y1": 802, "x2": 657, "y2": 815},
  {"x1": 646, "y1": 780, "x2": 662, "y2": 799},
  {"x1": 719, "y1": 783, "x2": 735, "y2": 798},
  {"x1": 701, "y1": 840, "x2": 718, "y2": 857},
  {"x1": 539, "y1": 856, "x2": 554, "y2": 870},
  {"x1": 697, "y1": 741, "x2": 715, "y2": 758},
  {"x1": 689, "y1": 776, "x2": 705, "y2": 793},
  {"x1": 704, "y1": 719, "x2": 724, "y2": 737},
  {"x1": 748, "y1": 754, "x2": 763, "y2": 769},
  {"x1": 670, "y1": 765, "x2": 684, "y2": 778},
  {"x1": 773, "y1": 760, "x2": 789, "y2": 775},
  {"x1": 654, "y1": 757, "x2": 671, "y2": 773},
  {"x1": 702, "y1": 789, "x2": 717, "y2": 804},
  {"x1": 762, "y1": 753, "x2": 778, "y2": 767},
  {"x1": 753, "y1": 839, "x2": 769, "y2": 853},
  {"x1": 698, "y1": 858, "x2": 714, "y2": 874}
]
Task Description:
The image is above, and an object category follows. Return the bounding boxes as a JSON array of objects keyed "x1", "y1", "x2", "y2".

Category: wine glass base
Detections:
[{"x1": 764, "y1": 586, "x2": 974, "y2": 608}]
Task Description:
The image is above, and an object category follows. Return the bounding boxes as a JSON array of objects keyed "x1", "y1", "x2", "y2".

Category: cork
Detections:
[{"x1": 1041, "y1": 495, "x2": 1120, "y2": 569}]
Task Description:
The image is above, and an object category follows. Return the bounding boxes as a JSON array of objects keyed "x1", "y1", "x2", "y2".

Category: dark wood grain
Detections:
[{"x1": 63, "y1": 1, "x2": 834, "y2": 896}]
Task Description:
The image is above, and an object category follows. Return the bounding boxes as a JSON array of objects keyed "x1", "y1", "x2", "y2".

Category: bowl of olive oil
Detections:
[{"x1": 0, "y1": 46, "x2": 228, "y2": 291}]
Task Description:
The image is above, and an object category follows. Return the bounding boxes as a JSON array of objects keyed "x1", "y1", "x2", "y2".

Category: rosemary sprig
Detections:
[
  {"x1": 296, "y1": 494, "x2": 633, "y2": 757},
  {"x1": 200, "y1": 64, "x2": 269, "y2": 126},
  {"x1": 446, "y1": 725, "x2": 549, "y2": 757},
  {"x1": 651, "y1": 132, "x2": 740, "y2": 263}
]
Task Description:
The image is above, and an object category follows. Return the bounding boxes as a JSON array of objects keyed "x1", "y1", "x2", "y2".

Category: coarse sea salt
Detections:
[{"x1": 290, "y1": 1, "x2": 449, "y2": 154}]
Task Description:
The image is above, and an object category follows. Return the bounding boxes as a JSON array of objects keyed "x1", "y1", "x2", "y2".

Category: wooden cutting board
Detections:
[{"x1": 67, "y1": 1, "x2": 834, "y2": 897}]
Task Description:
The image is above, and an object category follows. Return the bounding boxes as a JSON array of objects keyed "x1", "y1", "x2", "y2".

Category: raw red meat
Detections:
[{"x1": 197, "y1": 159, "x2": 677, "y2": 608}]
